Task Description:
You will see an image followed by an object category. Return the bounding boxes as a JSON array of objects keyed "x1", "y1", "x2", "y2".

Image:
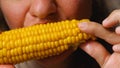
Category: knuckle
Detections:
[
  {"x1": 107, "y1": 9, "x2": 120, "y2": 22},
  {"x1": 112, "y1": 9, "x2": 120, "y2": 13},
  {"x1": 111, "y1": 9, "x2": 120, "y2": 16},
  {"x1": 88, "y1": 22, "x2": 99, "y2": 35}
]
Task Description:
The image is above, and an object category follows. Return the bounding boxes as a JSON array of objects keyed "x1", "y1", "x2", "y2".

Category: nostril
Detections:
[
  {"x1": 29, "y1": 1, "x2": 57, "y2": 19},
  {"x1": 31, "y1": 8, "x2": 57, "y2": 19}
]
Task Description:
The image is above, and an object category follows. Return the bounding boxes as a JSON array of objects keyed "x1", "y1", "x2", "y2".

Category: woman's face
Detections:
[
  {"x1": 0, "y1": 0, "x2": 92, "y2": 67},
  {"x1": 0, "y1": 0, "x2": 92, "y2": 29}
]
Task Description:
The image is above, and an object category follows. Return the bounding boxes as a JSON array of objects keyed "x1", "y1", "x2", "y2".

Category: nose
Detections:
[{"x1": 29, "y1": 0, "x2": 56, "y2": 18}]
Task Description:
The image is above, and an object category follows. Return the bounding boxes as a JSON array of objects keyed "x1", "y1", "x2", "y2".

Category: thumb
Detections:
[
  {"x1": 0, "y1": 65, "x2": 15, "y2": 68},
  {"x1": 79, "y1": 41, "x2": 110, "y2": 67},
  {"x1": 78, "y1": 22, "x2": 120, "y2": 45}
]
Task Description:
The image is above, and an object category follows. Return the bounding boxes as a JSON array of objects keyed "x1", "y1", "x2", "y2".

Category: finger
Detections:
[
  {"x1": 79, "y1": 41, "x2": 110, "y2": 67},
  {"x1": 115, "y1": 26, "x2": 120, "y2": 35},
  {"x1": 113, "y1": 44, "x2": 120, "y2": 52},
  {"x1": 0, "y1": 65, "x2": 15, "y2": 68},
  {"x1": 102, "y1": 9, "x2": 120, "y2": 28},
  {"x1": 78, "y1": 22, "x2": 120, "y2": 45}
]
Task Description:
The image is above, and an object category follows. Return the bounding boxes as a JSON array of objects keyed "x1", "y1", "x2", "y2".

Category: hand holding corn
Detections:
[{"x1": 0, "y1": 19, "x2": 95, "y2": 64}]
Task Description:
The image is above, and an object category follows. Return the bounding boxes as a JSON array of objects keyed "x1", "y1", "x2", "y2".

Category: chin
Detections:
[{"x1": 36, "y1": 49, "x2": 74, "y2": 67}]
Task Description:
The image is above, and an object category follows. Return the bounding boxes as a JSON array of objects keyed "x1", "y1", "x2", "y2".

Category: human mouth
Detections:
[{"x1": 34, "y1": 17, "x2": 60, "y2": 25}]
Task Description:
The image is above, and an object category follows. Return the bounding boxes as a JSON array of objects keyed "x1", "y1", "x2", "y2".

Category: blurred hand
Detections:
[
  {"x1": 78, "y1": 19, "x2": 120, "y2": 68},
  {"x1": 80, "y1": 41, "x2": 120, "y2": 68},
  {"x1": 102, "y1": 9, "x2": 120, "y2": 52}
]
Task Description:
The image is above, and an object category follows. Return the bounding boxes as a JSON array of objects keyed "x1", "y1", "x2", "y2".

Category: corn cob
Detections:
[{"x1": 0, "y1": 19, "x2": 95, "y2": 64}]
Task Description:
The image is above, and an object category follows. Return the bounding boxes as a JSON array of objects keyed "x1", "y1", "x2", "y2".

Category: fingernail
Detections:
[
  {"x1": 102, "y1": 18, "x2": 109, "y2": 26},
  {"x1": 113, "y1": 45, "x2": 117, "y2": 50},
  {"x1": 103, "y1": 19, "x2": 107, "y2": 23},
  {"x1": 113, "y1": 45, "x2": 120, "y2": 52},
  {"x1": 78, "y1": 22, "x2": 88, "y2": 30},
  {"x1": 115, "y1": 27, "x2": 120, "y2": 35}
]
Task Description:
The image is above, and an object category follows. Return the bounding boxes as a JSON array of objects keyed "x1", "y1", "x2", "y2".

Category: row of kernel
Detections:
[
  {"x1": 4, "y1": 27, "x2": 79, "y2": 45},
  {"x1": 0, "y1": 44, "x2": 69, "y2": 64},
  {"x1": 3, "y1": 30, "x2": 83, "y2": 50},
  {"x1": 0, "y1": 21, "x2": 79, "y2": 41},
  {"x1": 1, "y1": 33, "x2": 84, "y2": 49}
]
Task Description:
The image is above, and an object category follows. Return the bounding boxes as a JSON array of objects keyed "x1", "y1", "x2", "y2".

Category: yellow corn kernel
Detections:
[{"x1": 0, "y1": 19, "x2": 95, "y2": 64}]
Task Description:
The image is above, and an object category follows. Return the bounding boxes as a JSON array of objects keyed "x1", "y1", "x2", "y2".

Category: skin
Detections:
[
  {"x1": 0, "y1": 0, "x2": 92, "y2": 29},
  {"x1": 102, "y1": 9, "x2": 120, "y2": 52},
  {"x1": 0, "y1": 0, "x2": 92, "y2": 68},
  {"x1": 78, "y1": 9, "x2": 120, "y2": 68},
  {"x1": 0, "y1": 65, "x2": 15, "y2": 68}
]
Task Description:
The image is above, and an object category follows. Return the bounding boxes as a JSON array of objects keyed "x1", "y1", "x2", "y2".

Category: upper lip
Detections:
[
  {"x1": 35, "y1": 19, "x2": 60, "y2": 25},
  {"x1": 32, "y1": 14, "x2": 61, "y2": 25},
  {"x1": 36, "y1": 13, "x2": 61, "y2": 25},
  {"x1": 37, "y1": 19, "x2": 48, "y2": 24},
  {"x1": 34, "y1": 19, "x2": 50, "y2": 25}
]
